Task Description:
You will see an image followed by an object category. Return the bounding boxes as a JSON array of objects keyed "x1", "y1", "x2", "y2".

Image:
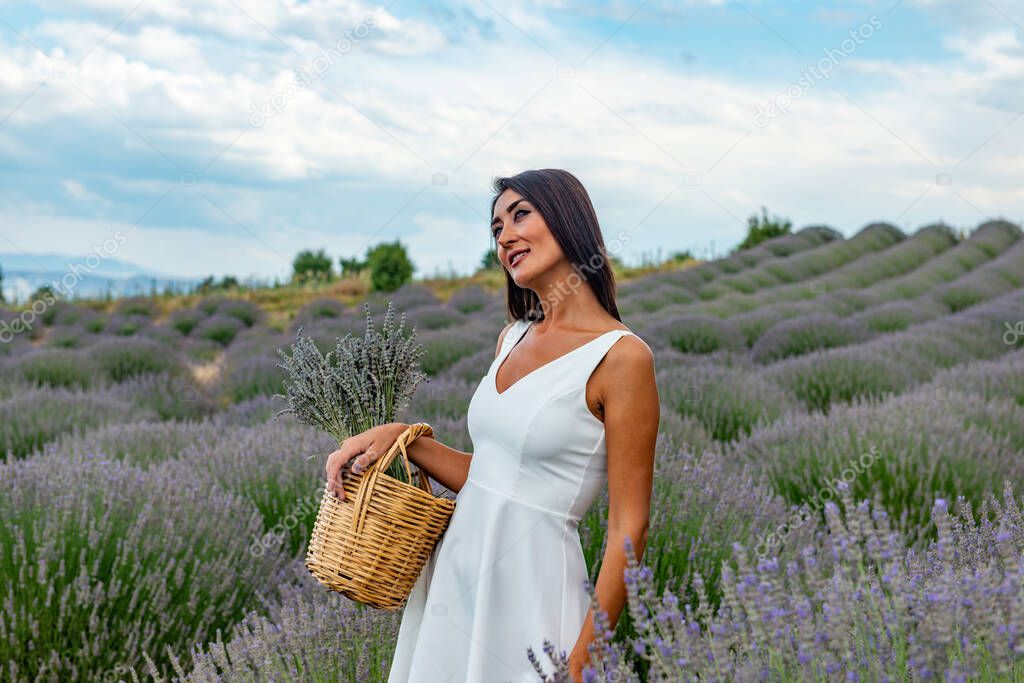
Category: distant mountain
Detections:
[{"x1": 0, "y1": 252, "x2": 202, "y2": 303}]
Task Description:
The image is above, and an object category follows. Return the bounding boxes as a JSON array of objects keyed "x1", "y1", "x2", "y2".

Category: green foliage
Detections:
[
  {"x1": 195, "y1": 275, "x2": 241, "y2": 295},
  {"x1": 196, "y1": 317, "x2": 244, "y2": 347},
  {"x1": 670, "y1": 249, "x2": 695, "y2": 263},
  {"x1": 292, "y1": 249, "x2": 335, "y2": 284},
  {"x1": 479, "y1": 248, "x2": 501, "y2": 271},
  {"x1": 17, "y1": 350, "x2": 95, "y2": 389},
  {"x1": 339, "y1": 256, "x2": 367, "y2": 278},
  {"x1": 89, "y1": 339, "x2": 183, "y2": 383},
  {"x1": 29, "y1": 284, "x2": 57, "y2": 302},
  {"x1": 367, "y1": 240, "x2": 414, "y2": 293},
  {"x1": 734, "y1": 205, "x2": 793, "y2": 252}
]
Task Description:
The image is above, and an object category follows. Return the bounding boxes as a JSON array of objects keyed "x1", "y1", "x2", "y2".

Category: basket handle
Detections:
[{"x1": 349, "y1": 422, "x2": 435, "y2": 537}]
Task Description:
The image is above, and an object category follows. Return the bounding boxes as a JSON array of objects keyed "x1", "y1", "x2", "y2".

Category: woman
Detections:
[{"x1": 324, "y1": 168, "x2": 659, "y2": 682}]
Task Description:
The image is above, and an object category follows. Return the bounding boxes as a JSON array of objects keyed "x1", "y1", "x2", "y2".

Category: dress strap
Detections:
[
  {"x1": 500, "y1": 319, "x2": 529, "y2": 354},
  {"x1": 573, "y1": 329, "x2": 638, "y2": 395}
]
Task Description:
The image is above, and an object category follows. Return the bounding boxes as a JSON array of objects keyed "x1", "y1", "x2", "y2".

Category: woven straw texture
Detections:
[{"x1": 305, "y1": 422, "x2": 456, "y2": 610}]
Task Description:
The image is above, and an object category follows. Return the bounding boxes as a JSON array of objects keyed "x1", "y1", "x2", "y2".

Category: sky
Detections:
[{"x1": 0, "y1": 0, "x2": 1022, "y2": 282}]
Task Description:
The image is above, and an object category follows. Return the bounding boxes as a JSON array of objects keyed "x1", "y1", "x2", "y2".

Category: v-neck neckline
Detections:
[{"x1": 492, "y1": 320, "x2": 624, "y2": 397}]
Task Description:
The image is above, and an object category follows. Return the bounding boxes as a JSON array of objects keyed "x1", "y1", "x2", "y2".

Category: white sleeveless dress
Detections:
[{"x1": 386, "y1": 318, "x2": 638, "y2": 683}]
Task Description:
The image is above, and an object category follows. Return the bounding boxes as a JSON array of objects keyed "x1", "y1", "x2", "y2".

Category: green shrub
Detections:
[{"x1": 367, "y1": 240, "x2": 414, "y2": 292}]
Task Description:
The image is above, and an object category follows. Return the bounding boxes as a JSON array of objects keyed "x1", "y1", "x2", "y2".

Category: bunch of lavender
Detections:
[{"x1": 274, "y1": 300, "x2": 428, "y2": 485}]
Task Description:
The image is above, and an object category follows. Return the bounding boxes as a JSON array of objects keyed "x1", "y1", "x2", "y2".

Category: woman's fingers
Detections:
[
  {"x1": 325, "y1": 427, "x2": 398, "y2": 500},
  {"x1": 325, "y1": 445, "x2": 358, "y2": 499},
  {"x1": 350, "y1": 448, "x2": 379, "y2": 474}
]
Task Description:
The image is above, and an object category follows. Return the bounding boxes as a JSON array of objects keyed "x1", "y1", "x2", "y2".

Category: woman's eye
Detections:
[{"x1": 491, "y1": 208, "x2": 527, "y2": 236}]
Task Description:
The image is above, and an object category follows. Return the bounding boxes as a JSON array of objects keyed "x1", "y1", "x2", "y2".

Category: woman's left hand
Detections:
[{"x1": 567, "y1": 648, "x2": 587, "y2": 683}]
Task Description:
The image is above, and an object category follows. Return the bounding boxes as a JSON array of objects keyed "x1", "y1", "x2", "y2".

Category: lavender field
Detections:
[{"x1": 3, "y1": 219, "x2": 1024, "y2": 682}]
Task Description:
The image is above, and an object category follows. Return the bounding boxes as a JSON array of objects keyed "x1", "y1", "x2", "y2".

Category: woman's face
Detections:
[{"x1": 490, "y1": 189, "x2": 563, "y2": 288}]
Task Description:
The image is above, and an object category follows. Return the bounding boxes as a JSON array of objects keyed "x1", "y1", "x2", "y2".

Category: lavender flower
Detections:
[{"x1": 274, "y1": 301, "x2": 428, "y2": 484}]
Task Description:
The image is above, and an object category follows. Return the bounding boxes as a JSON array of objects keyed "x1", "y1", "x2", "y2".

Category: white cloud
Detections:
[
  {"x1": 1, "y1": 1, "x2": 1023, "y2": 279},
  {"x1": 61, "y1": 178, "x2": 104, "y2": 202}
]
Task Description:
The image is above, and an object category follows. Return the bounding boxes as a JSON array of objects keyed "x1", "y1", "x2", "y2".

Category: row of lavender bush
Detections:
[{"x1": 3, "y1": 219, "x2": 1024, "y2": 681}]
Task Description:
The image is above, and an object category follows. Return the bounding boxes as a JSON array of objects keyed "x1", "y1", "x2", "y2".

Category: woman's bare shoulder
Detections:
[
  {"x1": 605, "y1": 331, "x2": 655, "y2": 375},
  {"x1": 495, "y1": 320, "x2": 519, "y2": 359}
]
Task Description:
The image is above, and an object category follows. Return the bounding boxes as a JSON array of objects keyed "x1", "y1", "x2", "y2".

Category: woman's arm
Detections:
[
  {"x1": 568, "y1": 336, "x2": 659, "y2": 680},
  {"x1": 405, "y1": 434, "x2": 472, "y2": 494}
]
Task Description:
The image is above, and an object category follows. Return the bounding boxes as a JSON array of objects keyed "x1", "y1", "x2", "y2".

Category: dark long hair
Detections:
[{"x1": 489, "y1": 169, "x2": 620, "y2": 323}]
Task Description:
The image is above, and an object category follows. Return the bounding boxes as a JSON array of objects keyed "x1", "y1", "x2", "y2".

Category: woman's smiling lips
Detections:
[{"x1": 508, "y1": 248, "x2": 530, "y2": 268}]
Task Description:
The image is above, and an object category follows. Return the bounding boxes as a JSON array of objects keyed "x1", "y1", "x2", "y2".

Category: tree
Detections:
[
  {"x1": 366, "y1": 240, "x2": 414, "y2": 292},
  {"x1": 195, "y1": 274, "x2": 241, "y2": 295},
  {"x1": 478, "y1": 247, "x2": 501, "y2": 271},
  {"x1": 0, "y1": 263, "x2": 5, "y2": 304},
  {"x1": 734, "y1": 206, "x2": 792, "y2": 252},
  {"x1": 670, "y1": 249, "x2": 695, "y2": 264},
  {"x1": 31, "y1": 284, "x2": 56, "y2": 300},
  {"x1": 292, "y1": 249, "x2": 334, "y2": 283},
  {"x1": 339, "y1": 256, "x2": 367, "y2": 278}
]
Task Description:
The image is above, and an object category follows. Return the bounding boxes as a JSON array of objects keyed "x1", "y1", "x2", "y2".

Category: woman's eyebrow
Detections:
[{"x1": 491, "y1": 199, "x2": 525, "y2": 226}]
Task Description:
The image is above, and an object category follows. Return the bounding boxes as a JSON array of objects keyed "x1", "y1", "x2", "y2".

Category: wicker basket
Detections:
[{"x1": 305, "y1": 422, "x2": 457, "y2": 609}]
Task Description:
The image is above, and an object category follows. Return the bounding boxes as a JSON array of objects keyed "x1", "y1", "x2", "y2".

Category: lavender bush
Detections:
[
  {"x1": 292, "y1": 297, "x2": 348, "y2": 325},
  {"x1": 106, "y1": 313, "x2": 152, "y2": 336},
  {"x1": 4, "y1": 217, "x2": 1024, "y2": 682},
  {"x1": 644, "y1": 315, "x2": 744, "y2": 355},
  {"x1": 176, "y1": 420, "x2": 335, "y2": 557},
  {"x1": 88, "y1": 337, "x2": 185, "y2": 383},
  {"x1": 927, "y1": 352, "x2": 1024, "y2": 405},
  {"x1": 195, "y1": 314, "x2": 245, "y2": 347},
  {"x1": 658, "y1": 363, "x2": 796, "y2": 442},
  {"x1": 216, "y1": 394, "x2": 293, "y2": 426},
  {"x1": 219, "y1": 354, "x2": 286, "y2": 403},
  {"x1": 544, "y1": 482, "x2": 1024, "y2": 682},
  {"x1": 44, "y1": 324, "x2": 89, "y2": 348},
  {"x1": 751, "y1": 313, "x2": 869, "y2": 364},
  {"x1": 582, "y1": 438, "x2": 814, "y2": 617},
  {"x1": 168, "y1": 308, "x2": 204, "y2": 336},
  {"x1": 0, "y1": 386, "x2": 155, "y2": 459},
  {"x1": 416, "y1": 328, "x2": 482, "y2": 376},
  {"x1": 108, "y1": 370, "x2": 219, "y2": 421},
  {"x1": 0, "y1": 453, "x2": 287, "y2": 681},
  {"x1": 165, "y1": 560, "x2": 402, "y2": 682},
  {"x1": 446, "y1": 284, "x2": 495, "y2": 314},
  {"x1": 9, "y1": 347, "x2": 97, "y2": 389},
  {"x1": 217, "y1": 299, "x2": 264, "y2": 327},
  {"x1": 731, "y1": 387, "x2": 1024, "y2": 545},
  {"x1": 38, "y1": 419, "x2": 226, "y2": 467},
  {"x1": 114, "y1": 296, "x2": 159, "y2": 317}
]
